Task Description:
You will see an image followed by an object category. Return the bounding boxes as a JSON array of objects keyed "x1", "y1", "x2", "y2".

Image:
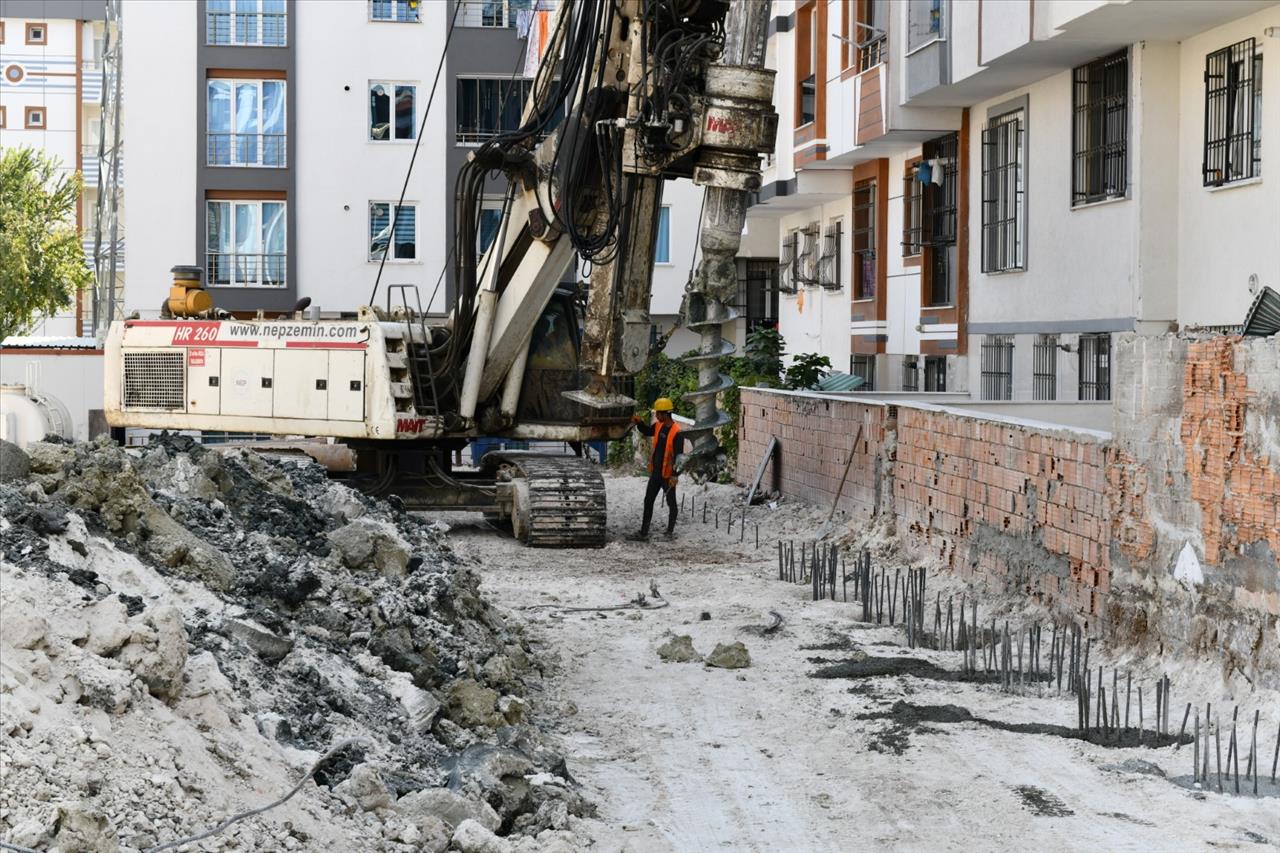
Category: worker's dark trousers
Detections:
[{"x1": 640, "y1": 474, "x2": 677, "y2": 535}]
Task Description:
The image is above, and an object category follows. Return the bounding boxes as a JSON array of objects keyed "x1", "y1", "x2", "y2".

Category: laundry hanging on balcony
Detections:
[{"x1": 521, "y1": 3, "x2": 554, "y2": 79}]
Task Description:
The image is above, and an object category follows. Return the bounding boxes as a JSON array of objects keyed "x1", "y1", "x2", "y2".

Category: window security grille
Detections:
[
  {"x1": 1033, "y1": 334, "x2": 1057, "y2": 401},
  {"x1": 852, "y1": 181, "x2": 877, "y2": 300},
  {"x1": 981, "y1": 112, "x2": 1025, "y2": 273},
  {"x1": 1203, "y1": 39, "x2": 1262, "y2": 186},
  {"x1": 1072, "y1": 50, "x2": 1128, "y2": 205},
  {"x1": 859, "y1": 36, "x2": 885, "y2": 72},
  {"x1": 980, "y1": 335, "x2": 1014, "y2": 400},
  {"x1": 1078, "y1": 333, "x2": 1111, "y2": 401},
  {"x1": 737, "y1": 259, "x2": 780, "y2": 331},
  {"x1": 923, "y1": 132, "x2": 958, "y2": 306},
  {"x1": 850, "y1": 355, "x2": 876, "y2": 391},
  {"x1": 902, "y1": 357, "x2": 919, "y2": 391},
  {"x1": 779, "y1": 233, "x2": 799, "y2": 293},
  {"x1": 924, "y1": 356, "x2": 946, "y2": 392},
  {"x1": 819, "y1": 221, "x2": 843, "y2": 289},
  {"x1": 902, "y1": 165, "x2": 923, "y2": 258},
  {"x1": 799, "y1": 223, "x2": 821, "y2": 286}
]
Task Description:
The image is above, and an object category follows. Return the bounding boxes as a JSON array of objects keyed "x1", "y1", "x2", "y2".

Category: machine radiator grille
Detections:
[{"x1": 123, "y1": 352, "x2": 186, "y2": 410}]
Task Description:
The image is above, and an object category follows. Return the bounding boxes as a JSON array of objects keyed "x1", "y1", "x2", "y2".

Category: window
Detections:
[
  {"x1": 850, "y1": 355, "x2": 876, "y2": 391},
  {"x1": 26, "y1": 22, "x2": 47, "y2": 45},
  {"x1": 902, "y1": 162, "x2": 923, "y2": 258},
  {"x1": 0, "y1": 106, "x2": 6, "y2": 129},
  {"x1": 207, "y1": 79, "x2": 287, "y2": 166},
  {"x1": 779, "y1": 232, "x2": 800, "y2": 293},
  {"x1": 369, "y1": 202, "x2": 417, "y2": 261},
  {"x1": 799, "y1": 223, "x2": 821, "y2": 286},
  {"x1": 24, "y1": 107, "x2": 45, "y2": 129},
  {"x1": 457, "y1": 0, "x2": 535, "y2": 28},
  {"x1": 650, "y1": 206, "x2": 672, "y2": 264},
  {"x1": 207, "y1": 0, "x2": 286, "y2": 46},
  {"x1": 1033, "y1": 334, "x2": 1057, "y2": 401},
  {"x1": 902, "y1": 356, "x2": 919, "y2": 391},
  {"x1": 819, "y1": 220, "x2": 842, "y2": 289},
  {"x1": 852, "y1": 180, "x2": 876, "y2": 300},
  {"x1": 922, "y1": 132, "x2": 958, "y2": 305},
  {"x1": 924, "y1": 356, "x2": 946, "y2": 392},
  {"x1": 207, "y1": 200, "x2": 287, "y2": 287},
  {"x1": 857, "y1": 0, "x2": 885, "y2": 72},
  {"x1": 981, "y1": 108, "x2": 1026, "y2": 273},
  {"x1": 478, "y1": 205, "x2": 503, "y2": 255},
  {"x1": 1072, "y1": 50, "x2": 1128, "y2": 206},
  {"x1": 906, "y1": 0, "x2": 945, "y2": 53},
  {"x1": 796, "y1": 2, "x2": 816, "y2": 126},
  {"x1": 980, "y1": 335, "x2": 1014, "y2": 400},
  {"x1": 370, "y1": 0, "x2": 421, "y2": 23},
  {"x1": 1078, "y1": 333, "x2": 1111, "y2": 401},
  {"x1": 455, "y1": 77, "x2": 534, "y2": 143},
  {"x1": 370, "y1": 82, "x2": 417, "y2": 141},
  {"x1": 737, "y1": 259, "x2": 780, "y2": 331},
  {"x1": 1203, "y1": 39, "x2": 1262, "y2": 186}
]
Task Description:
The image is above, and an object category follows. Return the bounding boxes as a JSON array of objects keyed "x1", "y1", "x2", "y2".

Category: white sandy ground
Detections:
[{"x1": 444, "y1": 472, "x2": 1280, "y2": 853}]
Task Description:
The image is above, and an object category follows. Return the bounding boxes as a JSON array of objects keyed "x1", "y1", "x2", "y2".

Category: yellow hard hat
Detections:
[{"x1": 653, "y1": 397, "x2": 674, "y2": 412}]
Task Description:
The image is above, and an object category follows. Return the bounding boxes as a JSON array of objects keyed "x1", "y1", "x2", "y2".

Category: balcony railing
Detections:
[
  {"x1": 859, "y1": 35, "x2": 886, "y2": 72},
  {"x1": 207, "y1": 133, "x2": 287, "y2": 168},
  {"x1": 456, "y1": 0, "x2": 557, "y2": 29},
  {"x1": 207, "y1": 10, "x2": 287, "y2": 46},
  {"x1": 80, "y1": 145, "x2": 123, "y2": 186},
  {"x1": 207, "y1": 252, "x2": 287, "y2": 288}
]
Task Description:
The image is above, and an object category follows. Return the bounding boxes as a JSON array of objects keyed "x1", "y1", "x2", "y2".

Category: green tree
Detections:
[
  {"x1": 0, "y1": 148, "x2": 92, "y2": 340},
  {"x1": 784, "y1": 352, "x2": 832, "y2": 390}
]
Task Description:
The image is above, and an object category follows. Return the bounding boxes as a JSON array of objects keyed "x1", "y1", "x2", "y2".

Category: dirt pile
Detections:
[{"x1": 0, "y1": 436, "x2": 589, "y2": 852}]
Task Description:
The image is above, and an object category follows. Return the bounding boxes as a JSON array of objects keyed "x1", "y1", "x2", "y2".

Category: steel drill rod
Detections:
[
  {"x1": 1195, "y1": 708, "x2": 1201, "y2": 783},
  {"x1": 1125, "y1": 672, "x2": 1132, "y2": 731},
  {"x1": 1178, "y1": 702, "x2": 1191, "y2": 749},
  {"x1": 1249, "y1": 709, "x2": 1258, "y2": 792},
  {"x1": 1216, "y1": 712, "x2": 1223, "y2": 792}
]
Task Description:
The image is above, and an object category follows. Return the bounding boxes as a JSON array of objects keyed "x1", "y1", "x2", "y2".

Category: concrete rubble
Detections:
[{"x1": 0, "y1": 436, "x2": 594, "y2": 852}]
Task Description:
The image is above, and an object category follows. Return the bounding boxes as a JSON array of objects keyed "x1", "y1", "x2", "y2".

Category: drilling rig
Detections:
[{"x1": 105, "y1": 0, "x2": 775, "y2": 547}]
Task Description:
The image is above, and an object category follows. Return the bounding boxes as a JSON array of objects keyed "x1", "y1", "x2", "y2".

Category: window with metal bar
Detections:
[
  {"x1": 852, "y1": 180, "x2": 876, "y2": 300},
  {"x1": 981, "y1": 111, "x2": 1025, "y2": 273},
  {"x1": 923, "y1": 132, "x2": 958, "y2": 305},
  {"x1": 923, "y1": 356, "x2": 946, "y2": 392},
  {"x1": 779, "y1": 232, "x2": 799, "y2": 293},
  {"x1": 207, "y1": 78, "x2": 287, "y2": 167},
  {"x1": 737, "y1": 259, "x2": 780, "y2": 332},
  {"x1": 902, "y1": 163, "x2": 923, "y2": 258},
  {"x1": 820, "y1": 220, "x2": 843, "y2": 289},
  {"x1": 1072, "y1": 50, "x2": 1128, "y2": 205},
  {"x1": 850, "y1": 355, "x2": 876, "y2": 391},
  {"x1": 1033, "y1": 334, "x2": 1057, "y2": 401},
  {"x1": 207, "y1": 0, "x2": 286, "y2": 46},
  {"x1": 207, "y1": 200, "x2": 287, "y2": 288},
  {"x1": 902, "y1": 356, "x2": 919, "y2": 391},
  {"x1": 1078, "y1": 333, "x2": 1111, "y2": 401},
  {"x1": 800, "y1": 223, "x2": 821, "y2": 286},
  {"x1": 1203, "y1": 39, "x2": 1262, "y2": 186},
  {"x1": 980, "y1": 335, "x2": 1014, "y2": 400},
  {"x1": 799, "y1": 75, "x2": 817, "y2": 125}
]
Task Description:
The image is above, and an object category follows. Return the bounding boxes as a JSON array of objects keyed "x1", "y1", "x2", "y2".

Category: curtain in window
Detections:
[
  {"x1": 395, "y1": 85, "x2": 416, "y2": 140},
  {"x1": 262, "y1": 81, "x2": 286, "y2": 165},
  {"x1": 393, "y1": 205, "x2": 416, "y2": 259},
  {"x1": 234, "y1": 83, "x2": 259, "y2": 164},
  {"x1": 207, "y1": 81, "x2": 232, "y2": 165},
  {"x1": 207, "y1": 202, "x2": 232, "y2": 284},
  {"x1": 370, "y1": 203, "x2": 390, "y2": 259},
  {"x1": 370, "y1": 84, "x2": 391, "y2": 140},
  {"x1": 263, "y1": 202, "x2": 286, "y2": 285},
  {"x1": 654, "y1": 207, "x2": 671, "y2": 263},
  {"x1": 234, "y1": 203, "x2": 260, "y2": 284}
]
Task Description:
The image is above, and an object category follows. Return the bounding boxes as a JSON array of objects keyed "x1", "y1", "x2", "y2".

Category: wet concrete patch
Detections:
[
  {"x1": 811, "y1": 654, "x2": 1028, "y2": 685},
  {"x1": 1011, "y1": 784, "x2": 1074, "y2": 817}
]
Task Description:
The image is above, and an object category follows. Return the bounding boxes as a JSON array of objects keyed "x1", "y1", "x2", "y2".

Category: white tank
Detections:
[{"x1": 0, "y1": 384, "x2": 72, "y2": 449}]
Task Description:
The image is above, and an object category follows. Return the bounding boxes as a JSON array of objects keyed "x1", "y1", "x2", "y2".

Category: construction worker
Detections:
[{"x1": 629, "y1": 397, "x2": 684, "y2": 541}]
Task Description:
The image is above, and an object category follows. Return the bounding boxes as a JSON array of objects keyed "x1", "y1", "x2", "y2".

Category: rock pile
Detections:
[{"x1": 0, "y1": 437, "x2": 589, "y2": 852}]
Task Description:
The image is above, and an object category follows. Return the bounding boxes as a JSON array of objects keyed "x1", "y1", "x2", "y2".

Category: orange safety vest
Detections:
[{"x1": 649, "y1": 421, "x2": 681, "y2": 480}]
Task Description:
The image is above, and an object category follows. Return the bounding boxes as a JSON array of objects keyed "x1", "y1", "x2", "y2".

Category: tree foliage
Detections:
[
  {"x1": 784, "y1": 352, "x2": 832, "y2": 390},
  {"x1": 0, "y1": 148, "x2": 92, "y2": 340}
]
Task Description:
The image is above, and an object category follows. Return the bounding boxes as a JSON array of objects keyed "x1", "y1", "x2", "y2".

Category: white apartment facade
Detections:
[
  {"x1": 748, "y1": 0, "x2": 1280, "y2": 405},
  {"x1": 0, "y1": 0, "x2": 115, "y2": 338}
]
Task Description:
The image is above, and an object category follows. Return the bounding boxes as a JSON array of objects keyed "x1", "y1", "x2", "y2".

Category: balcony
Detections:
[
  {"x1": 206, "y1": 8, "x2": 287, "y2": 46},
  {"x1": 456, "y1": 0, "x2": 557, "y2": 29},
  {"x1": 206, "y1": 133, "x2": 287, "y2": 168},
  {"x1": 207, "y1": 252, "x2": 287, "y2": 288}
]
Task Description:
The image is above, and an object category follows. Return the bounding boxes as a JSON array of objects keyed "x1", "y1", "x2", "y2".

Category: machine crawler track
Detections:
[{"x1": 483, "y1": 452, "x2": 608, "y2": 548}]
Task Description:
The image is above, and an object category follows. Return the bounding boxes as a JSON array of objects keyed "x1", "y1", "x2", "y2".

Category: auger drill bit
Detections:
[{"x1": 678, "y1": 0, "x2": 774, "y2": 480}]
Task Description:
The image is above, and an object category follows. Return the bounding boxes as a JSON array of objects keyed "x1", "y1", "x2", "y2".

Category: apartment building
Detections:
[
  {"x1": 748, "y1": 0, "x2": 1279, "y2": 407},
  {"x1": 0, "y1": 0, "x2": 115, "y2": 338},
  {"x1": 124, "y1": 0, "x2": 450, "y2": 318}
]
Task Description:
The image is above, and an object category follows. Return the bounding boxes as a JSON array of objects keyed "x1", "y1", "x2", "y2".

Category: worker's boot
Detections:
[
  {"x1": 627, "y1": 529, "x2": 650, "y2": 542},
  {"x1": 662, "y1": 527, "x2": 676, "y2": 541}
]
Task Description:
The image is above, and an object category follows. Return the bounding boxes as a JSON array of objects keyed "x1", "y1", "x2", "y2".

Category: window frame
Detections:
[
  {"x1": 851, "y1": 179, "x2": 877, "y2": 301},
  {"x1": 455, "y1": 76, "x2": 535, "y2": 144},
  {"x1": 369, "y1": 80, "x2": 418, "y2": 142},
  {"x1": 24, "y1": 106, "x2": 46, "y2": 129},
  {"x1": 905, "y1": 0, "x2": 946, "y2": 56},
  {"x1": 1203, "y1": 38, "x2": 1262, "y2": 187},
  {"x1": 921, "y1": 132, "x2": 959, "y2": 306},
  {"x1": 1077, "y1": 333, "x2": 1111, "y2": 401},
  {"x1": 368, "y1": 201, "x2": 419, "y2": 263},
  {"x1": 738, "y1": 258, "x2": 781, "y2": 331},
  {"x1": 206, "y1": 77, "x2": 288, "y2": 168},
  {"x1": 1071, "y1": 49, "x2": 1129, "y2": 207},
  {"x1": 850, "y1": 355, "x2": 876, "y2": 391},
  {"x1": 369, "y1": 0, "x2": 422, "y2": 23},
  {"x1": 206, "y1": 0, "x2": 287, "y2": 47},
  {"x1": 902, "y1": 157, "x2": 923, "y2": 259},
  {"x1": 819, "y1": 219, "x2": 843, "y2": 289},
  {"x1": 981, "y1": 102, "x2": 1027, "y2": 274},
  {"x1": 923, "y1": 356, "x2": 946, "y2": 392},
  {"x1": 799, "y1": 222, "x2": 821, "y2": 286},
  {"x1": 26, "y1": 22, "x2": 48, "y2": 45},
  {"x1": 979, "y1": 334, "x2": 1014, "y2": 401},
  {"x1": 654, "y1": 205, "x2": 672, "y2": 265},
  {"x1": 902, "y1": 356, "x2": 919, "y2": 392},
  {"x1": 779, "y1": 231, "x2": 800, "y2": 294},
  {"x1": 796, "y1": 1, "x2": 817, "y2": 127},
  {"x1": 206, "y1": 199, "x2": 288, "y2": 289}
]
